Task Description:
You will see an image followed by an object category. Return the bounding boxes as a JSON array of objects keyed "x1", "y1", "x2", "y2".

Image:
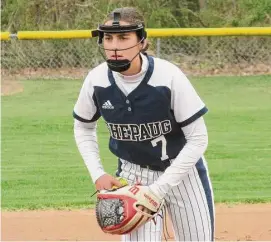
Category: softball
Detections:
[{"x1": 111, "y1": 177, "x2": 128, "y2": 190}]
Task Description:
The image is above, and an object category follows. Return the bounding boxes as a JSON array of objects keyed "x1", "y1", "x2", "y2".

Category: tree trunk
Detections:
[{"x1": 199, "y1": 0, "x2": 206, "y2": 9}]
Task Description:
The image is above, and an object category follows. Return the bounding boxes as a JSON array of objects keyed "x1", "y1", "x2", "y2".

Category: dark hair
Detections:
[{"x1": 105, "y1": 7, "x2": 149, "y2": 52}]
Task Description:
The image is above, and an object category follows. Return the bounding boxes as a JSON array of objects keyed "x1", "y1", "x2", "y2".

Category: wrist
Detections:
[
  {"x1": 92, "y1": 170, "x2": 106, "y2": 184},
  {"x1": 149, "y1": 183, "x2": 167, "y2": 200}
]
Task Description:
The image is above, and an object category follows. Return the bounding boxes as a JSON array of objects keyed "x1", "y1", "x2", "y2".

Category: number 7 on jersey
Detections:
[{"x1": 151, "y1": 135, "x2": 169, "y2": 161}]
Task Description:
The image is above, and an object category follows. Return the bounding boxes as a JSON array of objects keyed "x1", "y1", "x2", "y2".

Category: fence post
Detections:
[{"x1": 156, "y1": 38, "x2": 161, "y2": 58}]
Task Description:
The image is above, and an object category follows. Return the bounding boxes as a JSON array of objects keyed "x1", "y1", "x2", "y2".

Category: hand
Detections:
[
  {"x1": 95, "y1": 174, "x2": 122, "y2": 191},
  {"x1": 136, "y1": 186, "x2": 162, "y2": 215},
  {"x1": 137, "y1": 205, "x2": 152, "y2": 214}
]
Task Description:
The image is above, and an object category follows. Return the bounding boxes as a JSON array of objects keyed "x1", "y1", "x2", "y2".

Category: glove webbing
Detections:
[{"x1": 96, "y1": 198, "x2": 125, "y2": 228}]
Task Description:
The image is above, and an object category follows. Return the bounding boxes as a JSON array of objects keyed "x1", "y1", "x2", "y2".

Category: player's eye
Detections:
[
  {"x1": 104, "y1": 35, "x2": 112, "y2": 41},
  {"x1": 119, "y1": 35, "x2": 128, "y2": 40}
]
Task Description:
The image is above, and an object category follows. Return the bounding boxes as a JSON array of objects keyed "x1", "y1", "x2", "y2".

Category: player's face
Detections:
[
  {"x1": 103, "y1": 20, "x2": 143, "y2": 74},
  {"x1": 103, "y1": 32, "x2": 140, "y2": 59}
]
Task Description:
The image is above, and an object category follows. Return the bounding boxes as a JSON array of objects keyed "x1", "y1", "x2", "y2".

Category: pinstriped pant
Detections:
[{"x1": 119, "y1": 157, "x2": 215, "y2": 242}]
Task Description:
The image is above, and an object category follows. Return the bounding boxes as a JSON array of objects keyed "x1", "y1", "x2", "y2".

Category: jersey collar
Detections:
[{"x1": 108, "y1": 54, "x2": 154, "y2": 86}]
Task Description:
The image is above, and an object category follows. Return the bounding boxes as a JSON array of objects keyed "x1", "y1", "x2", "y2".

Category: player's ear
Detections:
[{"x1": 141, "y1": 39, "x2": 149, "y2": 53}]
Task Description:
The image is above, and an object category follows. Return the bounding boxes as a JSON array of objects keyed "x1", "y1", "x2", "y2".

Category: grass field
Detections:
[{"x1": 2, "y1": 75, "x2": 271, "y2": 210}]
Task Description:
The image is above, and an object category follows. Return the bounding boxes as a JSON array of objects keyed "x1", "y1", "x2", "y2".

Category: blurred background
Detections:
[
  {"x1": 1, "y1": 0, "x2": 271, "y2": 211},
  {"x1": 1, "y1": 0, "x2": 271, "y2": 80}
]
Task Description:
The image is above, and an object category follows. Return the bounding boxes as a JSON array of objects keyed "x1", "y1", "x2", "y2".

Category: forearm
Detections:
[
  {"x1": 149, "y1": 117, "x2": 208, "y2": 199},
  {"x1": 74, "y1": 119, "x2": 106, "y2": 183}
]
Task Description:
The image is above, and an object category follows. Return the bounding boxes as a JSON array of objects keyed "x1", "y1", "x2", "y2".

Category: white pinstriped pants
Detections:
[{"x1": 119, "y1": 157, "x2": 215, "y2": 242}]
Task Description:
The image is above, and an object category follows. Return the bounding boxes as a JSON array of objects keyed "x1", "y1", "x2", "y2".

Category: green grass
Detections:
[{"x1": 1, "y1": 75, "x2": 271, "y2": 210}]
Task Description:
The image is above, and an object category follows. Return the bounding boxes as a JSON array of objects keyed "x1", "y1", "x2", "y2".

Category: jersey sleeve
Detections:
[
  {"x1": 171, "y1": 68, "x2": 208, "y2": 127},
  {"x1": 73, "y1": 72, "x2": 101, "y2": 123}
]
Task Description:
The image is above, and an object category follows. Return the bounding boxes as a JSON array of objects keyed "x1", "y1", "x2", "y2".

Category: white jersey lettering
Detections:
[{"x1": 106, "y1": 120, "x2": 172, "y2": 141}]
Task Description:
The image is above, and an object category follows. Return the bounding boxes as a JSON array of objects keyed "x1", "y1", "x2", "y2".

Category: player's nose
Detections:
[{"x1": 110, "y1": 37, "x2": 121, "y2": 50}]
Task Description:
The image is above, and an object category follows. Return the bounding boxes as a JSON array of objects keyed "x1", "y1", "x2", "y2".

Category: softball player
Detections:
[{"x1": 73, "y1": 7, "x2": 214, "y2": 241}]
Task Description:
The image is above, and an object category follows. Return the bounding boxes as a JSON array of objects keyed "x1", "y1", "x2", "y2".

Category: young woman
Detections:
[{"x1": 73, "y1": 7, "x2": 214, "y2": 241}]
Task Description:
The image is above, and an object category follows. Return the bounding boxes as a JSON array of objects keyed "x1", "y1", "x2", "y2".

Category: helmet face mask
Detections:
[{"x1": 94, "y1": 11, "x2": 147, "y2": 73}]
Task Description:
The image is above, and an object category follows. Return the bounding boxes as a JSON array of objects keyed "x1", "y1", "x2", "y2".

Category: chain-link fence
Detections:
[{"x1": 1, "y1": 36, "x2": 271, "y2": 81}]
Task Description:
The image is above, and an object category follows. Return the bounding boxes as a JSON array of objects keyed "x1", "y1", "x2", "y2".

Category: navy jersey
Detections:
[{"x1": 73, "y1": 55, "x2": 207, "y2": 166}]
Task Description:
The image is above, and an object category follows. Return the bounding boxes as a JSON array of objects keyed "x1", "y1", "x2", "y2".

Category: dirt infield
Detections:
[
  {"x1": 2, "y1": 204, "x2": 271, "y2": 241},
  {"x1": 1, "y1": 79, "x2": 24, "y2": 96}
]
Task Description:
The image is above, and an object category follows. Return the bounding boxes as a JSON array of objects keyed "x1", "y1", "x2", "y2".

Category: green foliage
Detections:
[
  {"x1": 2, "y1": 0, "x2": 269, "y2": 31},
  {"x1": 199, "y1": 0, "x2": 271, "y2": 27},
  {"x1": 237, "y1": 0, "x2": 271, "y2": 26}
]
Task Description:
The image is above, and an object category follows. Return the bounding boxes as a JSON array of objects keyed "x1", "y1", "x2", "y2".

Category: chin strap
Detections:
[{"x1": 99, "y1": 42, "x2": 144, "y2": 73}]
